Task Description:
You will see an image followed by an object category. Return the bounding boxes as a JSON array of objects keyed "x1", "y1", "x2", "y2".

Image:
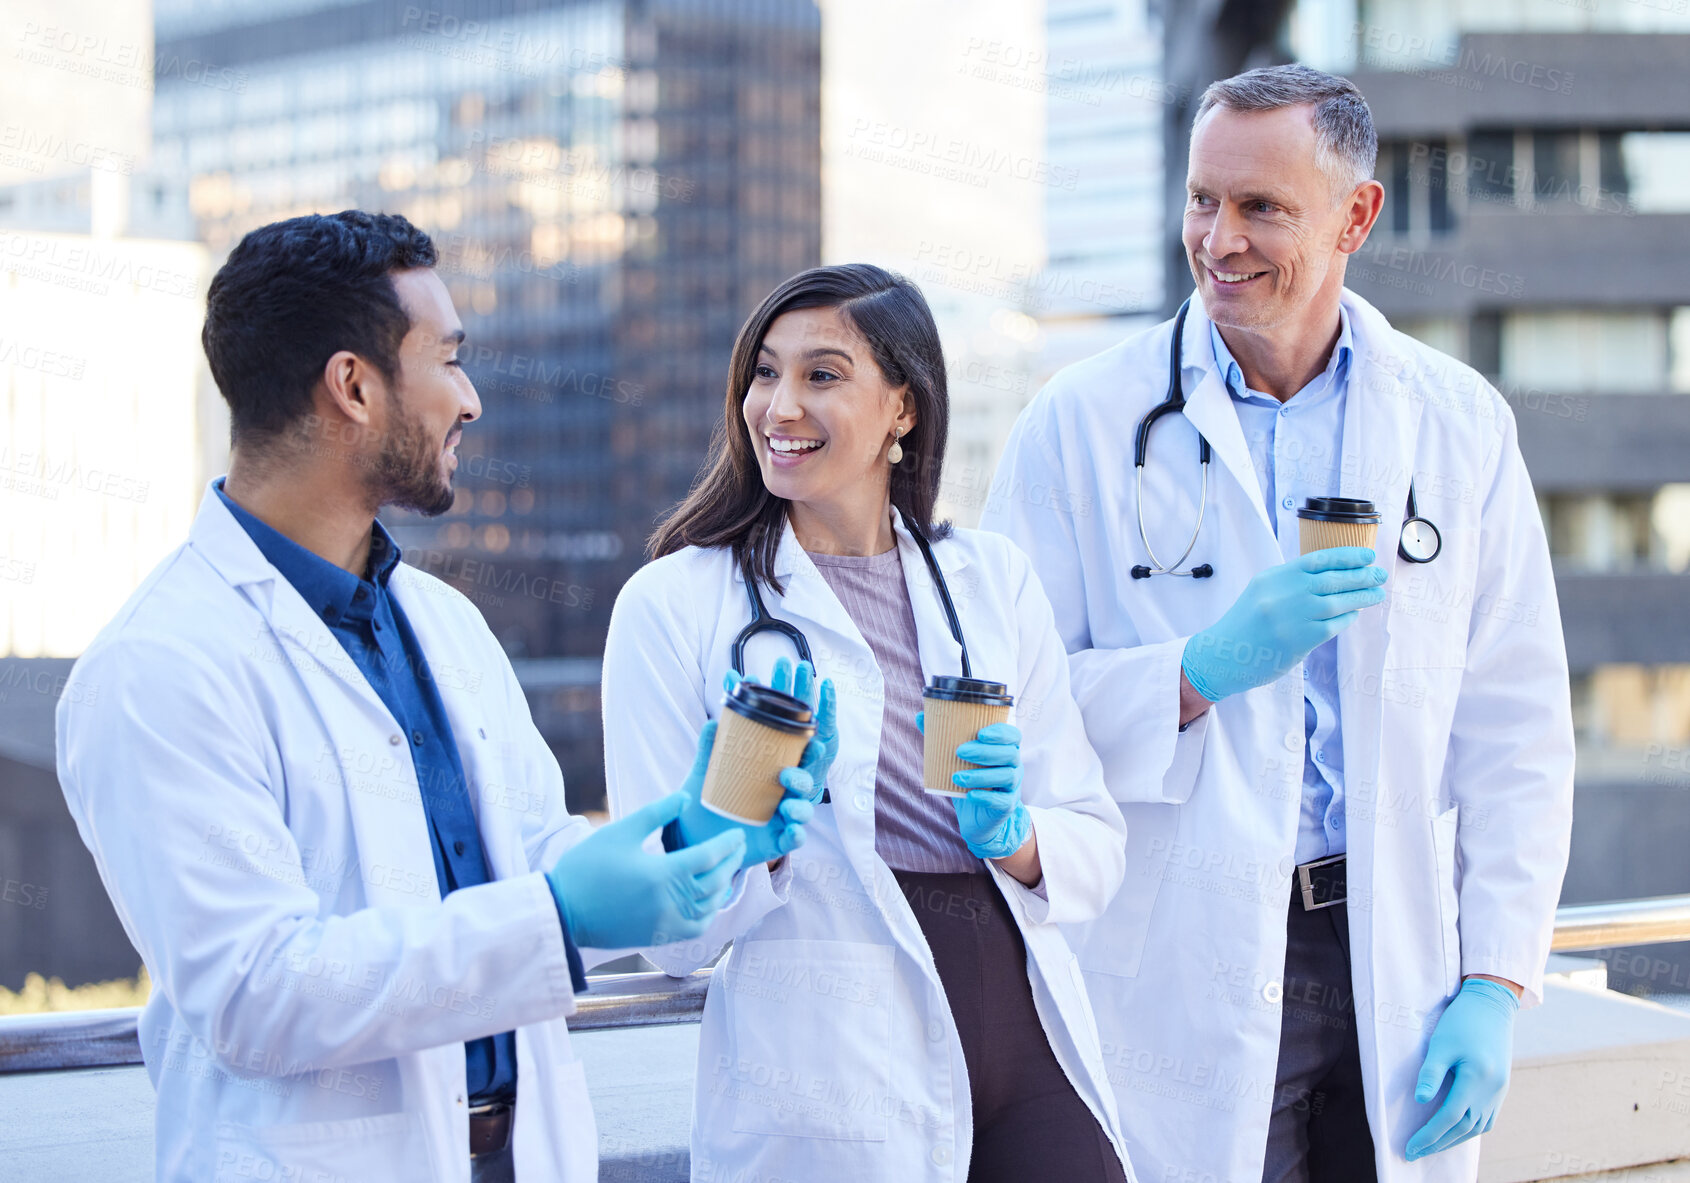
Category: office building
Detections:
[
  {"x1": 1292, "y1": 0, "x2": 1690, "y2": 990},
  {"x1": 141, "y1": 0, "x2": 821, "y2": 806}
]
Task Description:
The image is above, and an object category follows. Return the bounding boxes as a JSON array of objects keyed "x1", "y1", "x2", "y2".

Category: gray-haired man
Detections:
[{"x1": 983, "y1": 64, "x2": 1573, "y2": 1183}]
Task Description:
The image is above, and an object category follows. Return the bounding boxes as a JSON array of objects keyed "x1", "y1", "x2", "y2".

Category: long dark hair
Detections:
[{"x1": 650, "y1": 263, "x2": 952, "y2": 592}]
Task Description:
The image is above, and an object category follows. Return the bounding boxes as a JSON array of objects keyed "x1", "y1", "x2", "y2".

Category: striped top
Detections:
[{"x1": 807, "y1": 546, "x2": 979, "y2": 874}]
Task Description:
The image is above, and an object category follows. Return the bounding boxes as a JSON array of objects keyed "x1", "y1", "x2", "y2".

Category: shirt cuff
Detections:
[{"x1": 548, "y1": 890, "x2": 591, "y2": 994}]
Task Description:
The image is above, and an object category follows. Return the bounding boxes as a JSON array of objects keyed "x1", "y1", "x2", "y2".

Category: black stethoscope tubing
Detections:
[
  {"x1": 1131, "y1": 297, "x2": 1441, "y2": 578},
  {"x1": 731, "y1": 509, "x2": 972, "y2": 677}
]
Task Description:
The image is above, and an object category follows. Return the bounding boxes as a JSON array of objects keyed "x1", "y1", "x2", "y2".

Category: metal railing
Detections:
[{"x1": 4, "y1": 894, "x2": 1687, "y2": 1076}]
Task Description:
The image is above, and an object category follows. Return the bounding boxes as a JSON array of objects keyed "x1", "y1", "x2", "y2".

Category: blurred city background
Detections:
[{"x1": 1, "y1": 0, "x2": 1688, "y2": 1017}]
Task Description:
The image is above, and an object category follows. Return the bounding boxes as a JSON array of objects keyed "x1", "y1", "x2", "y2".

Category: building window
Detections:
[
  {"x1": 1377, "y1": 138, "x2": 1454, "y2": 236},
  {"x1": 1600, "y1": 131, "x2": 1690, "y2": 213},
  {"x1": 1544, "y1": 485, "x2": 1690, "y2": 574},
  {"x1": 1466, "y1": 129, "x2": 1516, "y2": 204},
  {"x1": 1500, "y1": 310, "x2": 1670, "y2": 393},
  {"x1": 1573, "y1": 665, "x2": 1690, "y2": 753},
  {"x1": 1532, "y1": 130, "x2": 1582, "y2": 204}
]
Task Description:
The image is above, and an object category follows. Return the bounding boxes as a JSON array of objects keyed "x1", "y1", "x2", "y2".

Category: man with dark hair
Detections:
[
  {"x1": 57, "y1": 210, "x2": 812, "y2": 1183},
  {"x1": 987, "y1": 65, "x2": 1572, "y2": 1183}
]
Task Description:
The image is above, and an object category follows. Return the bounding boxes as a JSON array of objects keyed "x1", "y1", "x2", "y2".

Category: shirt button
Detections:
[
  {"x1": 853, "y1": 791, "x2": 872, "y2": 812},
  {"x1": 1333, "y1": 816, "x2": 1345, "y2": 829},
  {"x1": 1283, "y1": 733, "x2": 1300, "y2": 752},
  {"x1": 389, "y1": 734, "x2": 402, "y2": 746},
  {"x1": 1263, "y1": 979, "x2": 1283, "y2": 1003},
  {"x1": 411, "y1": 730, "x2": 424, "y2": 746},
  {"x1": 355, "y1": 588, "x2": 368, "y2": 602},
  {"x1": 927, "y1": 1020, "x2": 945, "y2": 1043},
  {"x1": 1316, "y1": 750, "x2": 1327, "y2": 764},
  {"x1": 1282, "y1": 496, "x2": 1294, "y2": 510},
  {"x1": 930, "y1": 1146, "x2": 952, "y2": 1166},
  {"x1": 453, "y1": 839, "x2": 466, "y2": 856}
]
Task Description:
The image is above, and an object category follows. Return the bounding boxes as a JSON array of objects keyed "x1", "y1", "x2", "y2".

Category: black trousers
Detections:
[
  {"x1": 1261, "y1": 887, "x2": 1378, "y2": 1183},
  {"x1": 895, "y1": 869, "x2": 1126, "y2": 1183}
]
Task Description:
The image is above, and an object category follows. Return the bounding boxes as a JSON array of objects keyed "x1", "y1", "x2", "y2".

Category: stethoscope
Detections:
[
  {"x1": 1130, "y1": 297, "x2": 1442, "y2": 580},
  {"x1": 732, "y1": 508, "x2": 975, "y2": 677}
]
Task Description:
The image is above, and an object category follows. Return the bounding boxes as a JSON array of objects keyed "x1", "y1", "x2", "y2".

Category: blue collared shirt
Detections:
[
  {"x1": 215, "y1": 479, "x2": 584, "y2": 1103},
  {"x1": 1210, "y1": 313, "x2": 1354, "y2": 865}
]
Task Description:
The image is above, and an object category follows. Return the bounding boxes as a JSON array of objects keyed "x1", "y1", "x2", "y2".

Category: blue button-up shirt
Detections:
[
  {"x1": 215, "y1": 479, "x2": 584, "y2": 1103},
  {"x1": 1211, "y1": 312, "x2": 1354, "y2": 864}
]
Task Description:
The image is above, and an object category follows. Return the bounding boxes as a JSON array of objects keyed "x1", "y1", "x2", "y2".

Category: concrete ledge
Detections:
[
  {"x1": 1480, "y1": 981, "x2": 1690, "y2": 1183},
  {"x1": 1, "y1": 988, "x2": 1684, "y2": 1183}
]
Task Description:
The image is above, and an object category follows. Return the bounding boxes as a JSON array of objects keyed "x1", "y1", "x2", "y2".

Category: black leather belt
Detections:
[
  {"x1": 469, "y1": 1099, "x2": 513, "y2": 1157},
  {"x1": 1295, "y1": 854, "x2": 1346, "y2": 911}
]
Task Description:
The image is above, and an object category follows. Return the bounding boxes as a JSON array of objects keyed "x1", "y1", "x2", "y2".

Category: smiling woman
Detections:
[
  {"x1": 650, "y1": 263, "x2": 952, "y2": 588},
  {"x1": 608, "y1": 264, "x2": 1133, "y2": 1181}
]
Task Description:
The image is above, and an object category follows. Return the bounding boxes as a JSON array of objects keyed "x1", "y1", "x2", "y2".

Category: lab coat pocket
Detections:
[
  {"x1": 1076, "y1": 803, "x2": 1177, "y2": 979},
  {"x1": 1430, "y1": 804, "x2": 1462, "y2": 996},
  {"x1": 214, "y1": 1111, "x2": 432, "y2": 1183},
  {"x1": 718, "y1": 938, "x2": 896, "y2": 1141}
]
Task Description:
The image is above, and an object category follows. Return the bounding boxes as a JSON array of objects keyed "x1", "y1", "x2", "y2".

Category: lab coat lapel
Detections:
[
  {"x1": 1335, "y1": 292, "x2": 1425, "y2": 881},
  {"x1": 1179, "y1": 299, "x2": 1277, "y2": 544},
  {"x1": 189, "y1": 487, "x2": 440, "y2": 909}
]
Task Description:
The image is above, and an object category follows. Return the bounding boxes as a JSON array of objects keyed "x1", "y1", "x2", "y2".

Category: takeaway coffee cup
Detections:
[
  {"x1": 922, "y1": 676, "x2": 1015, "y2": 797},
  {"x1": 1297, "y1": 497, "x2": 1381, "y2": 556},
  {"x1": 700, "y1": 681, "x2": 816, "y2": 824}
]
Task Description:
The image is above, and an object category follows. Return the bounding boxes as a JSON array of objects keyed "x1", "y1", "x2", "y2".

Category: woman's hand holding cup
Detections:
[
  {"x1": 724, "y1": 658, "x2": 837, "y2": 803},
  {"x1": 917, "y1": 715, "x2": 1032, "y2": 861},
  {"x1": 675, "y1": 718, "x2": 815, "y2": 868}
]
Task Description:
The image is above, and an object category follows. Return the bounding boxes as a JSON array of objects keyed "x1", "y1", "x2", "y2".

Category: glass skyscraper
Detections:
[{"x1": 150, "y1": 0, "x2": 822, "y2": 806}]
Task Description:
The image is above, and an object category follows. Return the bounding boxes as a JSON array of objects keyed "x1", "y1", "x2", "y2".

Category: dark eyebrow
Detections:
[
  {"x1": 1189, "y1": 180, "x2": 1293, "y2": 207},
  {"x1": 442, "y1": 329, "x2": 465, "y2": 347},
  {"x1": 757, "y1": 344, "x2": 855, "y2": 365}
]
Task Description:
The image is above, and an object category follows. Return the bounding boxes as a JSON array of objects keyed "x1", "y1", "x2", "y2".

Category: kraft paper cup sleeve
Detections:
[
  {"x1": 1298, "y1": 517, "x2": 1380, "y2": 556},
  {"x1": 700, "y1": 708, "x2": 813, "y2": 824},
  {"x1": 922, "y1": 698, "x2": 1012, "y2": 797}
]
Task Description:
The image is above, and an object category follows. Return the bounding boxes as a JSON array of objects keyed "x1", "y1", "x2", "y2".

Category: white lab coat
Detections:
[
  {"x1": 602, "y1": 511, "x2": 1133, "y2": 1182},
  {"x1": 56, "y1": 485, "x2": 600, "y2": 1183},
  {"x1": 980, "y1": 290, "x2": 1574, "y2": 1183}
]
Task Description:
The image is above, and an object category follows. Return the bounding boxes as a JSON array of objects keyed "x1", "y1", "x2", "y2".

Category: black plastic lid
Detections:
[
  {"x1": 1297, "y1": 496, "x2": 1380, "y2": 524},
  {"x1": 722, "y1": 681, "x2": 816, "y2": 734},
  {"x1": 923, "y1": 675, "x2": 1014, "y2": 706}
]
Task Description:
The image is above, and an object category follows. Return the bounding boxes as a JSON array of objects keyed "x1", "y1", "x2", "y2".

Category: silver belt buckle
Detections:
[{"x1": 1296, "y1": 853, "x2": 1346, "y2": 911}]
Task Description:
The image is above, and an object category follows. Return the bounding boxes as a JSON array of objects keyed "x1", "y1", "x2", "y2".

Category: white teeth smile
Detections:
[
  {"x1": 769, "y1": 438, "x2": 824, "y2": 453},
  {"x1": 1212, "y1": 269, "x2": 1263, "y2": 283}
]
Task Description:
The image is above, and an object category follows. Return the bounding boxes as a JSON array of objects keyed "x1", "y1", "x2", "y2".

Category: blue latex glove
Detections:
[
  {"x1": 546, "y1": 790, "x2": 746, "y2": 949},
  {"x1": 917, "y1": 714, "x2": 1032, "y2": 860},
  {"x1": 1182, "y1": 547, "x2": 1388, "y2": 702},
  {"x1": 724, "y1": 657, "x2": 837, "y2": 802},
  {"x1": 1405, "y1": 977, "x2": 1521, "y2": 1161},
  {"x1": 675, "y1": 719, "x2": 816, "y2": 867}
]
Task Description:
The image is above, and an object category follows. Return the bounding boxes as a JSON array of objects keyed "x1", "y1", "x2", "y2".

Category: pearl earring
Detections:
[{"x1": 887, "y1": 428, "x2": 904, "y2": 465}]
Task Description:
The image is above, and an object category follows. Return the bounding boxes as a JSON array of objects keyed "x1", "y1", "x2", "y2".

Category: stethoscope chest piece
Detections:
[
  {"x1": 1398, "y1": 516, "x2": 1441, "y2": 564},
  {"x1": 1396, "y1": 481, "x2": 1441, "y2": 564}
]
